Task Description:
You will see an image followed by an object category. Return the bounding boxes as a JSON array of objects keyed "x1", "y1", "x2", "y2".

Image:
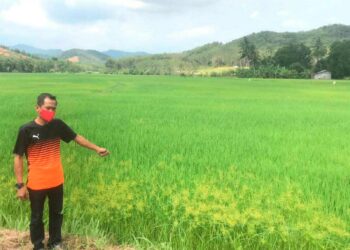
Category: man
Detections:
[{"x1": 13, "y1": 93, "x2": 109, "y2": 250}]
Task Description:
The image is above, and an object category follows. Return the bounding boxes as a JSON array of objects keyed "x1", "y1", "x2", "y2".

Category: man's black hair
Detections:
[{"x1": 37, "y1": 93, "x2": 57, "y2": 106}]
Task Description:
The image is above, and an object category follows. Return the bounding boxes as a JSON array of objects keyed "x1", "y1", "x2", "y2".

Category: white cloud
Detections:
[
  {"x1": 167, "y1": 26, "x2": 215, "y2": 40},
  {"x1": 0, "y1": 0, "x2": 349, "y2": 53},
  {"x1": 250, "y1": 10, "x2": 259, "y2": 19},
  {"x1": 0, "y1": 0, "x2": 57, "y2": 29},
  {"x1": 80, "y1": 21, "x2": 109, "y2": 35},
  {"x1": 63, "y1": 0, "x2": 149, "y2": 10},
  {"x1": 119, "y1": 22, "x2": 153, "y2": 42},
  {"x1": 327, "y1": 17, "x2": 341, "y2": 24},
  {"x1": 281, "y1": 19, "x2": 308, "y2": 30},
  {"x1": 112, "y1": 0, "x2": 149, "y2": 10},
  {"x1": 277, "y1": 10, "x2": 289, "y2": 17},
  {"x1": 64, "y1": 0, "x2": 78, "y2": 7}
]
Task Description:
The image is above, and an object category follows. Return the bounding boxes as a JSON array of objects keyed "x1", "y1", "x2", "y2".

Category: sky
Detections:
[{"x1": 0, "y1": 0, "x2": 349, "y2": 53}]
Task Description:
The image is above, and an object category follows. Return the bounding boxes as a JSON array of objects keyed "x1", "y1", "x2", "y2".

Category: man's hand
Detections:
[
  {"x1": 96, "y1": 147, "x2": 109, "y2": 157},
  {"x1": 74, "y1": 135, "x2": 110, "y2": 157},
  {"x1": 17, "y1": 186, "x2": 28, "y2": 201}
]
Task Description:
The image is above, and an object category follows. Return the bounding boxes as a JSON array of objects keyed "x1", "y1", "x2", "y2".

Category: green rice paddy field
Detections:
[{"x1": 0, "y1": 73, "x2": 350, "y2": 249}]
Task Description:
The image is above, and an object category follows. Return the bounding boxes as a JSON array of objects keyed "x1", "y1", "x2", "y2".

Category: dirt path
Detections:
[{"x1": 0, "y1": 229, "x2": 133, "y2": 250}]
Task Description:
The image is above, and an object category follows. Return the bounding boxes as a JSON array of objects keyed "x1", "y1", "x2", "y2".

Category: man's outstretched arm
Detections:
[{"x1": 74, "y1": 135, "x2": 109, "y2": 157}]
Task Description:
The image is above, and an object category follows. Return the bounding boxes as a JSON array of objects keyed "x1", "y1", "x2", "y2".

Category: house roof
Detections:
[{"x1": 316, "y1": 70, "x2": 331, "y2": 74}]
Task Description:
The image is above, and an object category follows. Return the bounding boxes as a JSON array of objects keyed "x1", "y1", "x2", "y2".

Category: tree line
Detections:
[
  {"x1": 0, "y1": 46, "x2": 82, "y2": 73},
  {"x1": 237, "y1": 37, "x2": 350, "y2": 79},
  {"x1": 2, "y1": 38, "x2": 350, "y2": 78}
]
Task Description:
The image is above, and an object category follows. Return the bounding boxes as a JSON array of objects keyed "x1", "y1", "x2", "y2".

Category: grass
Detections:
[
  {"x1": 0, "y1": 73, "x2": 349, "y2": 249},
  {"x1": 193, "y1": 66, "x2": 237, "y2": 76}
]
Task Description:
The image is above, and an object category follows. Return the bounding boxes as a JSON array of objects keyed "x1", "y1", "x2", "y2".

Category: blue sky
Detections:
[{"x1": 0, "y1": 0, "x2": 349, "y2": 53}]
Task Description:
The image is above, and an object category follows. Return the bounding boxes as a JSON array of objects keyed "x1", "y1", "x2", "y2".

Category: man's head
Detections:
[{"x1": 36, "y1": 93, "x2": 57, "y2": 123}]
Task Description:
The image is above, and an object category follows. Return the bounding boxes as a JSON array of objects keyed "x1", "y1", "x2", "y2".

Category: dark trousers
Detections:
[{"x1": 28, "y1": 184, "x2": 63, "y2": 250}]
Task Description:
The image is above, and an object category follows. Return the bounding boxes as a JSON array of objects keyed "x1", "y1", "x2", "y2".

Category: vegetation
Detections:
[
  {"x1": 1, "y1": 74, "x2": 350, "y2": 249},
  {"x1": 3, "y1": 24, "x2": 350, "y2": 78},
  {"x1": 235, "y1": 36, "x2": 350, "y2": 79},
  {"x1": 105, "y1": 24, "x2": 350, "y2": 75},
  {"x1": 239, "y1": 37, "x2": 259, "y2": 67},
  {"x1": 327, "y1": 40, "x2": 350, "y2": 79},
  {"x1": 60, "y1": 49, "x2": 109, "y2": 66},
  {"x1": 312, "y1": 38, "x2": 327, "y2": 64},
  {"x1": 0, "y1": 57, "x2": 83, "y2": 73},
  {"x1": 235, "y1": 65, "x2": 310, "y2": 79},
  {"x1": 0, "y1": 46, "x2": 83, "y2": 73},
  {"x1": 273, "y1": 43, "x2": 312, "y2": 69}
]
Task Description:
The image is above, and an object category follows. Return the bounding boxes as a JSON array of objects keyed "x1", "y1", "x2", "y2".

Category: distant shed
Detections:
[{"x1": 314, "y1": 70, "x2": 331, "y2": 80}]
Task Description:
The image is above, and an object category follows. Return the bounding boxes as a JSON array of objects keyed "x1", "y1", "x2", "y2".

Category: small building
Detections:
[{"x1": 314, "y1": 70, "x2": 331, "y2": 80}]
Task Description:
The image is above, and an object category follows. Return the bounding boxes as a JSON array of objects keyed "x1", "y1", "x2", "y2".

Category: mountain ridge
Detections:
[
  {"x1": 108, "y1": 24, "x2": 350, "y2": 74},
  {"x1": 3, "y1": 24, "x2": 350, "y2": 73},
  {"x1": 9, "y1": 44, "x2": 150, "y2": 61}
]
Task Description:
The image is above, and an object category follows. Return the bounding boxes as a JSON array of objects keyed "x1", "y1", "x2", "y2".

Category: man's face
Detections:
[{"x1": 36, "y1": 97, "x2": 57, "y2": 115}]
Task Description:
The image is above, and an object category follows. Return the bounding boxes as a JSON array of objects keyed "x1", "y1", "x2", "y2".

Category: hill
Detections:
[
  {"x1": 10, "y1": 44, "x2": 62, "y2": 58},
  {"x1": 111, "y1": 24, "x2": 350, "y2": 74},
  {"x1": 10, "y1": 44, "x2": 149, "y2": 61},
  {"x1": 198, "y1": 23, "x2": 350, "y2": 64},
  {"x1": 102, "y1": 50, "x2": 149, "y2": 59},
  {"x1": 61, "y1": 49, "x2": 109, "y2": 64},
  {"x1": 0, "y1": 46, "x2": 32, "y2": 60},
  {"x1": 3, "y1": 24, "x2": 350, "y2": 74},
  {"x1": 0, "y1": 45, "x2": 83, "y2": 72}
]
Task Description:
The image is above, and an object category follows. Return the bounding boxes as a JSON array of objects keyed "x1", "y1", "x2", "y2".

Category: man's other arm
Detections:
[{"x1": 14, "y1": 154, "x2": 28, "y2": 200}]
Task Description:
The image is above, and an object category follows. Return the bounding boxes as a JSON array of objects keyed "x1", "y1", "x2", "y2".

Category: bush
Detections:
[{"x1": 235, "y1": 66, "x2": 311, "y2": 79}]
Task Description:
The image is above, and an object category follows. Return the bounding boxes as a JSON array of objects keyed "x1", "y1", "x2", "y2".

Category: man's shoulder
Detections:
[
  {"x1": 49, "y1": 118, "x2": 70, "y2": 129},
  {"x1": 51, "y1": 118, "x2": 65, "y2": 125},
  {"x1": 18, "y1": 120, "x2": 36, "y2": 131}
]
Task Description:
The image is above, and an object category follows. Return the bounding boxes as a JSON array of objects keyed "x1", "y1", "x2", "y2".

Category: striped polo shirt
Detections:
[{"x1": 13, "y1": 119, "x2": 77, "y2": 190}]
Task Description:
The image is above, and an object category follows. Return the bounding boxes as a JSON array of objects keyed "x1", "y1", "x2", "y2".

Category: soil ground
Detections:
[{"x1": 0, "y1": 229, "x2": 133, "y2": 250}]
